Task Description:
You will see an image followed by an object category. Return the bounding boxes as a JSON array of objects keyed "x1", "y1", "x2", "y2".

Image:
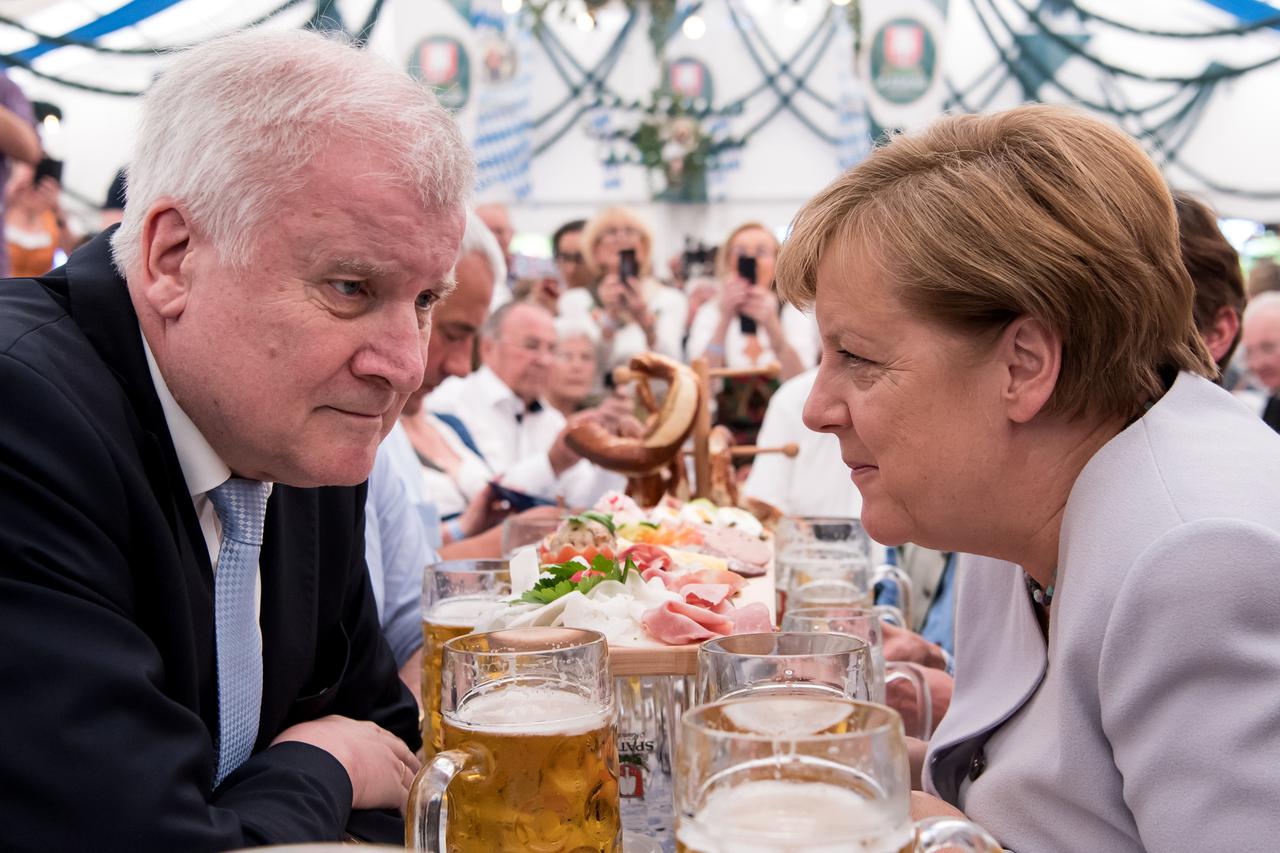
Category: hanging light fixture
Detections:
[{"x1": 682, "y1": 13, "x2": 707, "y2": 40}]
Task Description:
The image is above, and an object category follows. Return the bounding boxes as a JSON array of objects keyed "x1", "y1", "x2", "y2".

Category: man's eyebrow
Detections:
[
  {"x1": 327, "y1": 257, "x2": 394, "y2": 278},
  {"x1": 435, "y1": 271, "x2": 457, "y2": 299}
]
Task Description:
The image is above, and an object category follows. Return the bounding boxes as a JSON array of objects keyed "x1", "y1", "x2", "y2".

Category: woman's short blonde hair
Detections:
[
  {"x1": 716, "y1": 221, "x2": 780, "y2": 279},
  {"x1": 582, "y1": 206, "x2": 654, "y2": 278},
  {"x1": 775, "y1": 104, "x2": 1215, "y2": 422}
]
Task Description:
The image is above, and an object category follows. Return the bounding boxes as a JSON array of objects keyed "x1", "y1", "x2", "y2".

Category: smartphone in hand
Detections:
[
  {"x1": 737, "y1": 255, "x2": 758, "y2": 335},
  {"x1": 618, "y1": 248, "x2": 638, "y2": 287}
]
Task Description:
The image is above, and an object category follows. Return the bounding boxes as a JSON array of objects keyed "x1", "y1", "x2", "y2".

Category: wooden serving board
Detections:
[{"x1": 607, "y1": 565, "x2": 776, "y2": 678}]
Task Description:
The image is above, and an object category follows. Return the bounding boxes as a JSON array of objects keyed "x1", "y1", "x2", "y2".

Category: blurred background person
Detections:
[
  {"x1": 579, "y1": 206, "x2": 687, "y2": 368},
  {"x1": 686, "y1": 221, "x2": 819, "y2": 446},
  {"x1": 553, "y1": 218, "x2": 592, "y2": 294},
  {"x1": 1241, "y1": 292, "x2": 1280, "y2": 431},
  {"x1": 476, "y1": 200, "x2": 515, "y2": 306},
  {"x1": 6, "y1": 159, "x2": 70, "y2": 277},
  {"x1": 397, "y1": 212, "x2": 505, "y2": 534},
  {"x1": 428, "y1": 300, "x2": 624, "y2": 507},
  {"x1": 1174, "y1": 191, "x2": 1246, "y2": 388},
  {"x1": 548, "y1": 313, "x2": 604, "y2": 416},
  {"x1": 0, "y1": 70, "x2": 40, "y2": 277},
  {"x1": 1247, "y1": 257, "x2": 1280, "y2": 299},
  {"x1": 101, "y1": 166, "x2": 127, "y2": 229},
  {"x1": 686, "y1": 221, "x2": 817, "y2": 380}
]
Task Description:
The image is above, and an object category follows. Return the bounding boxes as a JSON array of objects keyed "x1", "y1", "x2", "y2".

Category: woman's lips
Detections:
[{"x1": 849, "y1": 463, "x2": 879, "y2": 477}]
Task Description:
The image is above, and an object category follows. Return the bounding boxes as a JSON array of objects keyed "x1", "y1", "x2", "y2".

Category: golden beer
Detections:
[
  {"x1": 676, "y1": 778, "x2": 913, "y2": 853},
  {"x1": 439, "y1": 685, "x2": 621, "y2": 852},
  {"x1": 420, "y1": 597, "x2": 501, "y2": 755}
]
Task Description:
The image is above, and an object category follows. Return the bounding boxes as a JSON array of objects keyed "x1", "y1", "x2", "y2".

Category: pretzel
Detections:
[{"x1": 566, "y1": 352, "x2": 700, "y2": 476}]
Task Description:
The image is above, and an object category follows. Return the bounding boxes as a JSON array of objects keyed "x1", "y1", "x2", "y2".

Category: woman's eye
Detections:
[
  {"x1": 838, "y1": 349, "x2": 874, "y2": 366},
  {"x1": 329, "y1": 280, "x2": 364, "y2": 297}
]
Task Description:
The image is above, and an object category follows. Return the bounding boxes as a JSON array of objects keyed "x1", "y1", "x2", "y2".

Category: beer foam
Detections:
[
  {"x1": 428, "y1": 596, "x2": 503, "y2": 627},
  {"x1": 679, "y1": 780, "x2": 909, "y2": 853},
  {"x1": 450, "y1": 686, "x2": 609, "y2": 736},
  {"x1": 720, "y1": 696, "x2": 856, "y2": 737}
]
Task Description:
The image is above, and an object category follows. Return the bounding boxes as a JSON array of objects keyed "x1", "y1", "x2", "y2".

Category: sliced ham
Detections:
[
  {"x1": 670, "y1": 567, "x2": 748, "y2": 595},
  {"x1": 641, "y1": 600, "x2": 735, "y2": 645},
  {"x1": 727, "y1": 602, "x2": 774, "y2": 634},
  {"x1": 640, "y1": 565, "x2": 677, "y2": 587},
  {"x1": 679, "y1": 583, "x2": 734, "y2": 609}
]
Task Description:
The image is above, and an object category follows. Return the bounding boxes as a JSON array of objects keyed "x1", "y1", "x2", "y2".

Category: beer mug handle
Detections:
[
  {"x1": 870, "y1": 564, "x2": 914, "y2": 629},
  {"x1": 407, "y1": 745, "x2": 489, "y2": 852},
  {"x1": 873, "y1": 603, "x2": 905, "y2": 627},
  {"x1": 914, "y1": 816, "x2": 1003, "y2": 851},
  {"x1": 885, "y1": 661, "x2": 932, "y2": 739}
]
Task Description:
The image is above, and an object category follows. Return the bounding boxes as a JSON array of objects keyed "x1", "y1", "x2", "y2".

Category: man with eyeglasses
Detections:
[
  {"x1": 553, "y1": 219, "x2": 592, "y2": 292},
  {"x1": 426, "y1": 300, "x2": 624, "y2": 508}
]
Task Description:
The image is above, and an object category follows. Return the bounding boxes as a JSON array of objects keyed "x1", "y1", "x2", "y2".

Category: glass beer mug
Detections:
[
  {"x1": 675, "y1": 694, "x2": 1002, "y2": 853},
  {"x1": 781, "y1": 606, "x2": 933, "y2": 738},
  {"x1": 408, "y1": 627, "x2": 622, "y2": 852},
  {"x1": 775, "y1": 516, "x2": 913, "y2": 626},
  {"x1": 421, "y1": 560, "x2": 511, "y2": 755},
  {"x1": 696, "y1": 631, "x2": 875, "y2": 703}
]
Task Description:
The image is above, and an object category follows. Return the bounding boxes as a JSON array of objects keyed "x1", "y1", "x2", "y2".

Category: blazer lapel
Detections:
[
  {"x1": 64, "y1": 230, "x2": 213, "y2": 580},
  {"x1": 63, "y1": 231, "x2": 219, "y2": 731},
  {"x1": 927, "y1": 555, "x2": 1047, "y2": 802}
]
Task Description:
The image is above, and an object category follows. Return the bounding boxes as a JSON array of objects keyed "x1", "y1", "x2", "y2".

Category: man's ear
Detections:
[
  {"x1": 136, "y1": 203, "x2": 194, "y2": 320},
  {"x1": 999, "y1": 316, "x2": 1062, "y2": 424}
]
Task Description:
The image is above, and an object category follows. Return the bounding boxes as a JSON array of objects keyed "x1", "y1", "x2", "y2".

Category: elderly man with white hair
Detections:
[
  {"x1": 1241, "y1": 291, "x2": 1280, "y2": 432},
  {"x1": 0, "y1": 30, "x2": 471, "y2": 850}
]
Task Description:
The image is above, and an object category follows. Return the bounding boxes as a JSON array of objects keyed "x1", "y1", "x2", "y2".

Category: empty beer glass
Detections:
[
  {"x1": 421, "y1": 560, "x2": 511, "y2": 755},
  {"x1": 781, "y1": 606, "x2": 932, "y2": 738},
  {"x1": 499, "y1": 513, "x2": 564, "y2": 560},
  {"x1": 779, "y1": 539, "x2": 913, "y2": 627},
  {"x1": 675, "y1": 694, "x2": 1001, "y2": 853},
  {"x1": 409, "y1": 627, "x2": 621, "y2": 852},
  {"x1": 695, "y1": 632, "x2": 873, "y2": 703}
]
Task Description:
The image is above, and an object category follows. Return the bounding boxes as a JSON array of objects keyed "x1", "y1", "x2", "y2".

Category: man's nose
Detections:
[{"x1": 352, "y1": 309, "x2": 426, "y2": 393}]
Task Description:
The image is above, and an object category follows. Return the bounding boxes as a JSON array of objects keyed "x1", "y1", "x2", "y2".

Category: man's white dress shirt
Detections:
[{"x1": 141, "y1": 334, "x2": 268, "y2": 619}]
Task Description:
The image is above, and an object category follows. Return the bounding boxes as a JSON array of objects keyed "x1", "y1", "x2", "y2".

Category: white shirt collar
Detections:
[
  {"x1": 473, "y1": 365, "x2": 545, "y2": 417},
  {"x1": 139, "y1": 330, "x2": 233, "y2": 498}
]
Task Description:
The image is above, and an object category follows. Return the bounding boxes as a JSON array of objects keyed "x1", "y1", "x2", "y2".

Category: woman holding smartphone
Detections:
[
  {"x1": 685, "y1": 221, "x2": 817, "y2": 380},
  {"x1": 567, "y1": 207, "x2": 687, "y2": 370}
]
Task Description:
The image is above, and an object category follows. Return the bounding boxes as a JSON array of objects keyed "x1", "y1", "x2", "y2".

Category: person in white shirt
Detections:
[
  {"x1": 686, "y1": 221, "x2": 818, "y2": 380},
  {"x1": 428, "y1": 300, "x2": 625, "y2": 507},
  {"x1": 742, "y1": 367, "x2": 861, "y2": 518},
  {"x1": 395, "y1": 209, "x2": 503, "y2": 531},
  {"x1": 564, "y1": 206, "x2": 687, "y2": 369}
]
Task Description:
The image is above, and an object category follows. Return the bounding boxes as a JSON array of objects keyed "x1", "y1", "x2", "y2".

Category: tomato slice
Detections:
[{"x1": 540, "y1": 543, "x2": 616, "y2": 566}]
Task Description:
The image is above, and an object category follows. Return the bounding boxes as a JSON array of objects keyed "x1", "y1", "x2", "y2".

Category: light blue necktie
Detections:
[{"x1": 208, "y1": 477, "x2": 270, "y2": 787}]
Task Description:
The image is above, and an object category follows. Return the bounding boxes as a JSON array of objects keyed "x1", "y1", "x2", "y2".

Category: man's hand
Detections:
[
  {"x1": 883, "y1": 622, "x2": 948, "y2": 670},
  {"x1": 886, "y1": 663, "x2": 954, "y2": 739},
  {"x1": 549, "y1": 411, "x2": 599, "y2": 475},
  {"x1": 271, "y1": 716, "x2": 420, "y2": 812},
  {"x1": 454, "y1": 484, "x2": 506, "y2": 541}
]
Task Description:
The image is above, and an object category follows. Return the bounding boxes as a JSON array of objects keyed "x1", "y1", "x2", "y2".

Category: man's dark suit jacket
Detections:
[{"x1": 0, "y1": 231, "x2": 420, "y2": 850}]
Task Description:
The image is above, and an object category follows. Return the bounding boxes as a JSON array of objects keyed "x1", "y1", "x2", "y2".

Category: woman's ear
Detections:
[
  {"x1": 999, "y1": 316, "x2": 1062, "y2": 424},
  {"x1": 135, "y1": 202, "x2": 194, "y2": 320}
]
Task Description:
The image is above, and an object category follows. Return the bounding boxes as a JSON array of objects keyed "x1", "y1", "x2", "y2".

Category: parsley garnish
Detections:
[
  {"x1": 518, "y1": 553, "x2": 635, "y2": 605},
  {"x1": 565, "y1": 511, "x2": 616, "y2": 535}
]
